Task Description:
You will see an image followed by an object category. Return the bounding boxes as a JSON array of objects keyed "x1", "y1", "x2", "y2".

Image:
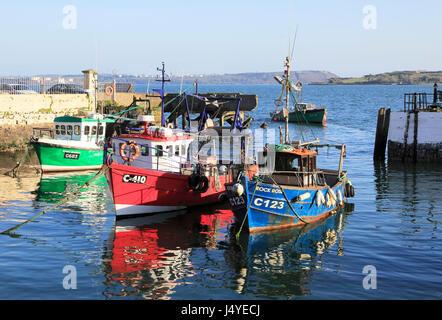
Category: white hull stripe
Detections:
[
  {"x1": 115, "y1": 204, "x2": 187, "y2": 216},
  {"x1": 41, "y1": 165, "x2": 102, "y2": 172}
]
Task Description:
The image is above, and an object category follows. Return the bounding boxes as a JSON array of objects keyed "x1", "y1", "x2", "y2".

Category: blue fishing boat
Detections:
[{"x1": 225, "y1": 142, "x2": 354, "y2": 233}]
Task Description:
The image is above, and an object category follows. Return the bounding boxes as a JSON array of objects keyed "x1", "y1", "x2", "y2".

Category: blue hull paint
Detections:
[{"x1": 226, "y1": 175, "x2": 345, "y2": 232}]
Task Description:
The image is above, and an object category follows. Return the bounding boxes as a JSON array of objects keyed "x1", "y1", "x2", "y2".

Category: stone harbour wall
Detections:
[
  {"x1": 0, "y1": 93, "x2": 95, "y2": 152},
  {"x1": 388, "y1": 141, "x2": 442, "y2": 162},
  {"x1": 0, "y1": 94, "x2": 94, "y2": 113},
  {"x1": 387, "y1": 111, "x2": 442, "y2": 162},
  {"x1": 0, "y1": 111, "x2": 75, "y2": 152}
]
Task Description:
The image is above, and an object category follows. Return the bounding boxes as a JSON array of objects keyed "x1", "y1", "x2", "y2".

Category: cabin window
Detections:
[
  {"x1": 91, "y1": 126, "x2": 97, "y2": 135},
  {"x1": 141, "y1": 146, "x2": 149, "y2": 156},
  {"x1": 60, "y1": 125, "x2": 66, "y2": 135},
  {"x1": 55, "y1": 125, "x2": 60, "y2": 135},
  {"x1": 84, "y1": 126, "x2": 90, "y2": 135},
  {"x1": 181, "y1": 144, "x2": 186, "y2": 156},
  {"x1": 66, "y1": 125, "x2": 73, "y2": 135},
  {"x1": 167, "y1": 145, "x2": 173, "y2": 157},
  {"x1": 302, "y1": 157, "x2": 308, "y2": 172},
  {"x1": 291, "y1": 158, "x2": 300, "y2": 171},
  {"x1": 74, "y1": 125, "x2": 80, "y2": 135},
  {"x1": 155, "y1": 145, "x2": 163, "y2": 156},
  {"x1": 175, "y1": 145, "x2": 180, "y2": 156},
  {"x1": 98, "y1": 125, "x2": 104, "y2": 136},
  {"x1": 275, "y1": 153, "x2": 296, "y2": 171},
  {"x1": 309, "y1": 157, "x2": 316, "y2": 171}
]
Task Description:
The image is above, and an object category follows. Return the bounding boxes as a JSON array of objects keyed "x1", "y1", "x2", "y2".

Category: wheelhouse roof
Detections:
[
  {"x1": 272, "y1": 144, "x2": 317, "y2": 157},
  {"x1": 116, "y1": 133, "x2": 193, "y2": 142},
  {"x1": 54, "y1": 116, "x2": 115, "y2": 123}
]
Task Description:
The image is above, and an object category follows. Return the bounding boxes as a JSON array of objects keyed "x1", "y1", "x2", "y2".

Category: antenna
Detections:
[
  {"x1": 290, "y1": 25, "x2": 299, "y2": 63},
  {"x1": 155, "y1": 62, "x2": 171, "y2": 127}
]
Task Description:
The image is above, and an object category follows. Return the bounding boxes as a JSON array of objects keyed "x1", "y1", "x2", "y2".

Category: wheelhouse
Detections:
[
  {"x1": 112, "y1": 127, "x2": 194, "y2": 173},
  {"x1": 259, "y1": 145, "x2": 326, "y2": 187},
  {"x1": 258, "y1": 143, "x2": 347, "y2": 188},
  {"x1": 53, "y1": 115, "x2": 114, "y2": 143}
]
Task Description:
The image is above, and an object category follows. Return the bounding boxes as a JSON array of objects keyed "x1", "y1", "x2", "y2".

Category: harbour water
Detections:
[{"x1": 0, "y1": 84, "x2": 440, "y2": 299}]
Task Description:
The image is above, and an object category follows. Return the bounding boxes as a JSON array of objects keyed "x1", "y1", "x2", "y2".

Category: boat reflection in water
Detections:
[
  {"x1": 224, "y1": 204, "x2": 353, "y2": 298},
  {"x1": 103, "y1": 204, "x2": 234, "y2": 300},
  {"x1": 103, "y1": 201, "x2": 353, "y2": 299},
  {"x1": 34, "y1": 170, "x2": 108, "y2": 210}
]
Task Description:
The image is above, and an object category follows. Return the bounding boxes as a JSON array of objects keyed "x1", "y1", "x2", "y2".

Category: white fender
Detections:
[
  {"x1": 327, "y1": 188, "x2": 337, "y2": 201},
  {"x1": 233, "y1": 183, "x2": 244, "y2": 197},
  {"x1": 325, "y1": 192, "x2": 331, "y2": 207},
  {"x1": 316, "y1": 190, "x2": 325, "y2": 207},
  {"x1": 337, "y1": 189, "x2": 343, "y2": 205},
  {"x1": 297, "y1": 192, "x2": 311, "y2": 202}
]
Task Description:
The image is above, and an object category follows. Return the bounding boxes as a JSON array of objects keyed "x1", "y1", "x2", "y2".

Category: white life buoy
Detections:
[{"x1": 232, "y1": 183, "x2": 244, "y2": 197}]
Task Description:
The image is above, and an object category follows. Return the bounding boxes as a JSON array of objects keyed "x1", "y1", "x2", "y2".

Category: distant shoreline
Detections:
[
  {"x1": 309, "y1": 83, "x2": 435, "y2": 86},
  {"x1": 311, "y1": 71, "x2": 442, "y2": 86}
]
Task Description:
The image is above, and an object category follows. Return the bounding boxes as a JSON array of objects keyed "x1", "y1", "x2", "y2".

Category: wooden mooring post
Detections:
[{"x1": 373, "y1": 107, "x2": 391, "y2": 161}]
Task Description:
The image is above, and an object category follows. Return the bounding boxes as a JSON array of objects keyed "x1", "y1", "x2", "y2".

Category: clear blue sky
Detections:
[{"x1": 0, "y1": 0, "x2": 441, "y2": 77}]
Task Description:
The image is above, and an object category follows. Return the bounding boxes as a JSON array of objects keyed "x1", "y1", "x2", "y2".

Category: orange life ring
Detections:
[
  {"x1": 105, "y1": 85, "x2": 114, "y2": 96},
  {"x1": 120, "y1": 142, "x2": 140, "y2": 162},
  {"x1": 106, "y1": 152, "x2": 114, "y2": 166}
]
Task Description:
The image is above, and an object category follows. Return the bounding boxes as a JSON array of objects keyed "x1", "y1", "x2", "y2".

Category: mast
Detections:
[
  {"x1": 156, "y1": 62, "x2": 170, "y2": 127},
  {"x1": 284, "y1": 56, "x2": 290, "y2": 144}
]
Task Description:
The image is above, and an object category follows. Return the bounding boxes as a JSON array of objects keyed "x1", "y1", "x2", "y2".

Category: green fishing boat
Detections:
[
  {"x1": 270, "y1": 102, "x2": 327, "y2": 124},
  {"x1": 270, "y1": 56, "x2": 327, "y2": 126},
  {"x1": 31, "y1": 114, "x2": 115, "y2": 172}
]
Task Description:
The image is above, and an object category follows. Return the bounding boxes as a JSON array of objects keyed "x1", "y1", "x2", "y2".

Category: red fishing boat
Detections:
[
  {"x1": 105, "y1": 62, "x2": 257, "y2": 218},
  {"x1": 105, "y1": 118, "x2": 257, "y2": 218}
]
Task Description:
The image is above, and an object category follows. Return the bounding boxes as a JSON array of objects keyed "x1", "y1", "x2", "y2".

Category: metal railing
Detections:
[
  {"x1": 404, "y1": 92, "x2": 442, "y2": 112},
  {"x1": 0, "y1": 76, "x2": 85, "y2": 94},
  {"x1": 97, "y1": 82, "x2": 134, "y2": 93}
]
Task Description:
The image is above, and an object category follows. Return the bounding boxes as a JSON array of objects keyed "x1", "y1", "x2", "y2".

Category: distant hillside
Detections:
[
  {"x1": 313, "y1": 71, "x2": 442, "y2": 85},
  {"x1": 182, "y1": 71, "x2": 338, "y2": 84},
  {"x1": 98, "y1": 71, "x2": 338, "y2": 85}
]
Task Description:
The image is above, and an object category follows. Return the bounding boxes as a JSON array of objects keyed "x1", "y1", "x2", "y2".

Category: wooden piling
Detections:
[
  {"x1": 413, "y1": 110, "x2": 418, "y2": 163},
  {"x1": 382, "y1": 108, "x2": 390, "y2": 155},
  {"x1": 373, "y1": 107, "x2": 390, "y2": 160}
]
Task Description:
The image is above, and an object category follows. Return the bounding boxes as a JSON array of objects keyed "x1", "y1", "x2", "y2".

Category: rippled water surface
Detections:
[{"x1": 0, "y1": 84, "x2": 440, "y2": 299}]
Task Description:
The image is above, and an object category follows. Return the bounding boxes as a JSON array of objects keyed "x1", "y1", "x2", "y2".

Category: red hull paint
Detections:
[{"x1": 107, "y1": 162, "x2": 256, "y2": 216}]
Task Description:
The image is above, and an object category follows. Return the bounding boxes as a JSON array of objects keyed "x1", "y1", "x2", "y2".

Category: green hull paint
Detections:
[
  {"x1": 33, "y1": 142, "x2": 103, "y2": 171},
  {"x1": 270, "y1": 109, "x2": 326, "y2": 124}
]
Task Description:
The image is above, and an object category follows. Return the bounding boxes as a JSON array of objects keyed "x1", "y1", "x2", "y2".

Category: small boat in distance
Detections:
[
  {"x1": 31, "y1": 114, "x2": 115, "y2": 172},
  {"x1": 270, "y1": 56, "x2": 327, "y2": 126}
]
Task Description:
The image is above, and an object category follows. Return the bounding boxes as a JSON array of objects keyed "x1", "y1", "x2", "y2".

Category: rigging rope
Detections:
[
  {"x1": 268, "y1": 175, "x2": 310, "y2": 225},
  {"x1": 235, "y1": 174, "x2": 262, "y2": 240},
  {"x1": 0, "y1": 165, "x2": 109, "y2": 236},
  {"x1": 2, "y1": 142, "x2": 33, "y2": 178}
]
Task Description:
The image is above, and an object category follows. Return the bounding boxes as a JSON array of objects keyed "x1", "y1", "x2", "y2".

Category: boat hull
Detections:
[
  {"x1": 32, "y1": 141, "x2": 103, "y2": 172},
  {"x1": 270, "y1": 108, "x2": 327, "y2": 125},
  {"x1": 226, "y1": 176, "x2": 345, "y2": 232},
  {"x1": 106, "y1": 162, "x2": 255, "y2": 218}
]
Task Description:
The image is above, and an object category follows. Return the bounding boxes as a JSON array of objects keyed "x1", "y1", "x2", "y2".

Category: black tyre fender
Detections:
[
  {"x1": 199, "y1": 176, "x2": 209, "y2": 193},
  {"x1": 344, "y1": 183, "x2": 350, "y2": 197},
  {"x1": 188, "y1": 173, "x2": 201, "y2": 191}
]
